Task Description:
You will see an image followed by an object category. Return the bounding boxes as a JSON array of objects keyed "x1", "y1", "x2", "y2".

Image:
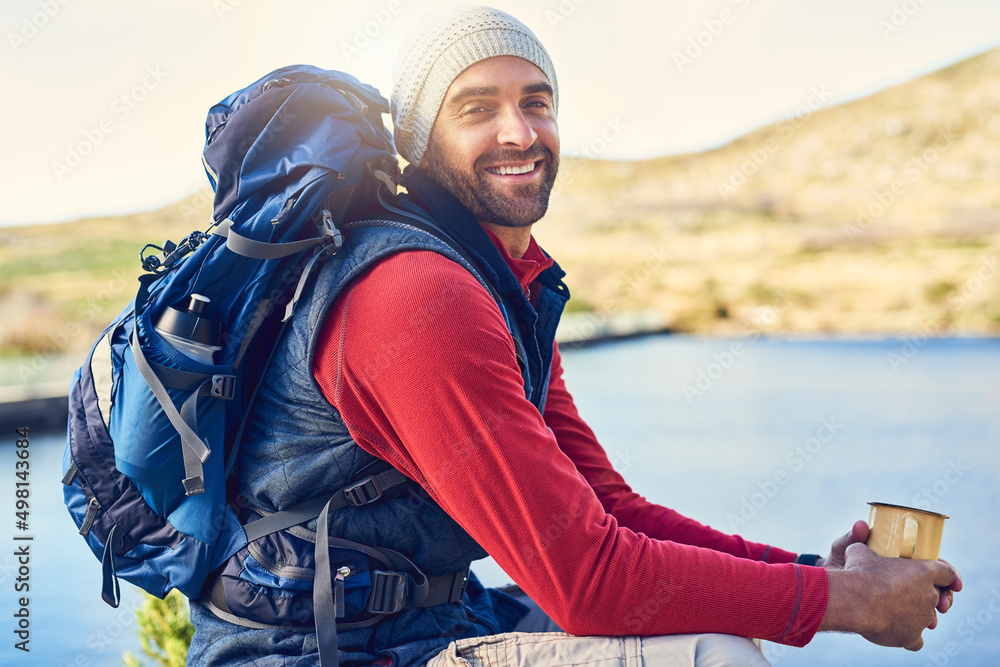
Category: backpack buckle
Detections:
[
  {"x1": 366, "y1": 570, "x2": 406, "y2": 615},
  {"x1": 211, "y1": 375, "x2": 236, "y2": 400},
  {"x1": 343, "y1": 475, "x2": 383, "y2": 506},
  {"x1": 448, "y1": 568, "x2": 469, "y2": 605}
]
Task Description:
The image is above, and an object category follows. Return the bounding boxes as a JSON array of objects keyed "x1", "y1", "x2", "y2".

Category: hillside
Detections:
[
  {"x1": 538, "y1": 47, "x2": 1000, "y2": 336},
  {"x1": 2, "y1": 48, "x2": 999, "y2": 360}
]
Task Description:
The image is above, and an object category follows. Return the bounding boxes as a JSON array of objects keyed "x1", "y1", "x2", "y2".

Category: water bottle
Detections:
[{"x1": 154, "y1": 294, "x2": 222, "y2": 365}]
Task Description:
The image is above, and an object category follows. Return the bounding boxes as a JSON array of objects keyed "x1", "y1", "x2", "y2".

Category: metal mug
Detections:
[{"x1": 866, "y1": 502, "x2": 948, "y2": 560}]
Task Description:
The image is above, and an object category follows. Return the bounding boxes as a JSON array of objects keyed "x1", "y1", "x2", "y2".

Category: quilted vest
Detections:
[{"x1": 188, "y1": 173, "x2": 570, "y2": 666}]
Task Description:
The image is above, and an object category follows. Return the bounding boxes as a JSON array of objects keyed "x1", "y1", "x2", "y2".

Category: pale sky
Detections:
[{"x1": 2, "y1": 0, "x2": 999, "y2": 226}]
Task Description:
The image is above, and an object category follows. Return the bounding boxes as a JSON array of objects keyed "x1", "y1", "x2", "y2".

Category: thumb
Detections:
[
  {"x1": 850, "y1": 519, "x2": 870, "y2": 545},
  {"x1": 833, "y1": 521, "x2": 867, "y2": 552}
]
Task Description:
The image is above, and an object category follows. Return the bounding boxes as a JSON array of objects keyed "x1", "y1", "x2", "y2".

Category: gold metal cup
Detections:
[{"x1": 866, "y1": 502, "x2": 948, "y2": 560}]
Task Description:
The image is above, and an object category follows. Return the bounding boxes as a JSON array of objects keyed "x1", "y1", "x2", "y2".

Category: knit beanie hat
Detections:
[{"x1": 391, "y1": 5, "x2": 558, "y2": 167}]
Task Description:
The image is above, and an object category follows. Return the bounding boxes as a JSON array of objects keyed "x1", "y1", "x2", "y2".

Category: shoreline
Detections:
[{"x1": 2, "y1": 329, "x2": 996, "y2": 433}]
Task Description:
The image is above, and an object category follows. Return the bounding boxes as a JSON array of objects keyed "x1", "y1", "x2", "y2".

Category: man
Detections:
[{"x1": 188, "y1": 6, "x2": 960, "y2": 666}]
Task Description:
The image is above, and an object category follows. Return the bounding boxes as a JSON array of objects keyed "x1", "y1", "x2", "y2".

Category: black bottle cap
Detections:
[{"x1": 155, "y1": 294, "x2": 221, "y2": 346}]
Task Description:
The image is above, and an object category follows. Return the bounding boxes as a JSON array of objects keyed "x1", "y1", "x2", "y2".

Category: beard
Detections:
[{"x1": 422, "y1": 142, "x2": 559, "y2": 228}]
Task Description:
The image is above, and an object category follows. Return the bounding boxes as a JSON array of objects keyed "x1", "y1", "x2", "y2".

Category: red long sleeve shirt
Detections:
[{"x1": 313, "y1": 230, "x2": 828, "y2": 646}]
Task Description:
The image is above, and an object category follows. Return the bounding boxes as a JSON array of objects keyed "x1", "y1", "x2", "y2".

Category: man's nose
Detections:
[{"x1": 496, "y1": 107, "x2": 537, "y2": 150}]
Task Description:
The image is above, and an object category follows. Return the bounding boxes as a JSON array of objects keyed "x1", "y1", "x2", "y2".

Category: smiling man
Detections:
[
  {"x1": 187, "y1": 5, "x2": 960, "y2": 667},
  {"x1": 420, "y1": 55, "x2": 559, "y2": 236}
]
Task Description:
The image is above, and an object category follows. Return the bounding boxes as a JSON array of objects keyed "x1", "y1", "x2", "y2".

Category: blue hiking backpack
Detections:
[{"x1": 61, "y1": 65, "x2": 478, "y2": 665}]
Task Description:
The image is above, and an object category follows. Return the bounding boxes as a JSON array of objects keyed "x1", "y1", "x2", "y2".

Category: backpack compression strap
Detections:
[
  {"x1": 130, "y1": 215, "x2": 344, "y2": 496},
  {"x1": 204, "y1": 467, "x2": 469, "y2": 667}
]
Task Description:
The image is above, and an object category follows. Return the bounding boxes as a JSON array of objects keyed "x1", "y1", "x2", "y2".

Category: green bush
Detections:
[{"x1": 122, "y1": 590, "x2": 194, "y2": 667}]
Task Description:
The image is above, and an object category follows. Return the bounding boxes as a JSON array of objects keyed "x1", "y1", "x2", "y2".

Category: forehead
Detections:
[{"x1": 444, "y1": 56, "x2": 551, "y2": 103}]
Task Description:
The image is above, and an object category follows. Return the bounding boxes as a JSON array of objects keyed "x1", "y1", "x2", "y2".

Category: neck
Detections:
[{"x1": 481, "y1": 222, "x2": 532, "y2": 259}]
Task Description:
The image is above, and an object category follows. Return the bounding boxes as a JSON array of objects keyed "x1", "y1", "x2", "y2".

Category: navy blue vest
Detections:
[{"x1": 188, "y1": 170, "x2": 570, "y2": 667}]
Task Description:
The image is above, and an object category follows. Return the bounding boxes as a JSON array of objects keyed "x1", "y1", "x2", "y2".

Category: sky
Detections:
[{"x1": 1, "y1": 0, "x2": 999, "y2": 226}]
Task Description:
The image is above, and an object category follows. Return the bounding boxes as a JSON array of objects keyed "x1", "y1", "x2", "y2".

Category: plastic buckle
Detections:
[
  {"x1": 343, "y1": 475, "x2": 383, "y2": 506},
  {"x1": 448, "y1": 569, "x2": 469, "y2": 605},
  {"x1": 182, "y1": 476, "x2": 206, "y2": 496},
  {"x1": 366, "y1": 570, "x2": 406, "y2": 615},
  {"x1": 211, "y1": 375, "x2": 236, "y2": 400}
]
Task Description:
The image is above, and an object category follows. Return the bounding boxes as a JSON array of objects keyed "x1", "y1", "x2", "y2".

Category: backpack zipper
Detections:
[
  {"x1": 335, "y1": 566, "x2": 351, "y2": 619},
  {"x1": 79, "y1": 497, "x2": 101, "y2": 536}
]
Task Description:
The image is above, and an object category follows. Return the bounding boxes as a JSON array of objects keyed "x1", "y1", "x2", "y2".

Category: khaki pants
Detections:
[{"x1": 424, "y1": 594, "x2": 771, "y2": 667}]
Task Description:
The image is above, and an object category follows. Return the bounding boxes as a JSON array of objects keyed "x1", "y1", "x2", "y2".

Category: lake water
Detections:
[{"x1": 1, "y1": 336, "x2": 997, "y2": 666}]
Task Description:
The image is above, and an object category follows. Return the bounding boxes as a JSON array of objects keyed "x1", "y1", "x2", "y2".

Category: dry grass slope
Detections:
[
  {"x1": 536, "y1": 47, "x2": 1000, "y2": 336},
  {"x1": 2, "y1": 48, "x2": 998, "y2": 360}
]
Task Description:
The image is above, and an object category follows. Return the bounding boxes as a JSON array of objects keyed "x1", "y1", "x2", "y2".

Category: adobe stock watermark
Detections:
[
  {"x1": 716, "y1": 85, "x2": 832, "y2": 201},
  {"x1": 339, "y1": 1, "x2": 403, "y2": 63},
  {"x1": 726, "y1": 417, "x2": 845, "y2": 530},
  {"x1": 609, "y1": 448, "x2": 639, "y2": 475},
  {"x1": 672, "y1": 0, "x2": 754, "y2": 73},
  {"x1": 560, "y1": 244, "x2": 667, "y2": 344},
  {"x1": 180, "y1": 188, "x2": 215, "y2": 224},
  {"x1": 16, "y1": 269, "x2": 131, "y2": 384},
  {"x1": 844, "y1": 125, "x2": 958, "y2": 240},
  {"x1": 887, "y1": 255, "x2": 997, "y2": 372},
  {"x1": 551, "y1": 115, "x2": 628, "y2": 197},
  {"x1": 51, "y1": 66, "x2": 169, "y2": 181},
  {"x1": 923, "y1": 589, "x2": 1000, "y2": 667},
  {"x1": 544, "y1": 0, "x2": 591, "y2": 30},
  {"x1": 7, "y1": 0, "x2": 73, "y2": 53},
  {"x1": 911, "y1": 460, "x2": 970, "y2": 512},
  {"x1": 622, "y1": 578, "x2": 684, "y2": 635},
  {"x1": 682, "y1": 291, "x2": 793, "y2": 404},
  {"x1": 69, "y1": 595, "x2": 143, "y2": 666},
  {"x1": 212, "y1": 0, "x2": 257, "y2": 20},
  {"x1": 878, "y1": 0, "x2": 930, "y2": 40}
]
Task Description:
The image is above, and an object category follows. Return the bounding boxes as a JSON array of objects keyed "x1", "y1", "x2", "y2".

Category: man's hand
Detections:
[
  {"x1": 819, "y1": 519, "x2": 869, "y2": 569},
  {"x1": 820, "y1": 542, "x2": 963, "y2": 651}
]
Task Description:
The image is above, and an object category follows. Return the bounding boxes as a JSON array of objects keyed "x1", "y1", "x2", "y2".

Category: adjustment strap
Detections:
[
  {"x1": 147, "y1": 358, "x2": 236, "y2": 399},
  {"x1": 314, "y1": 496, "x2": 339, "y2": 667},
  {"x1": 364, "y1": 565, "x2": 469, "y2": 615},
  {"x1": 101, "y1": 524, "x2": 122, "y2": 608},
  {"x1": 61, "y1": 461, "x2": 78, "y2": 486},
  {"x1": 213, "y1": 218, "x2": 329, "y2": 260},
  {"x1": 241, "y1": 468, "x2": 412, "y2": 543},
  {"x1": 282, "y1": 208, "x2": 343, "y2": 322},
  {"x1": 131, "y1": 328, "x2": 211, "y2": 496}
]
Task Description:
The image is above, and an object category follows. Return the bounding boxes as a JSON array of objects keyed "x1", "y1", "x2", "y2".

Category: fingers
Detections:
[
  {"x1": 824, "y1": 521, "x2": 870, "y2": 570},
  {"x1": 931, "y1": 560, "x2": 960, "y2": 589},
  {"x1": 843, "y1": 541, "x2": 872, "y2": 563},
  {"x1": 937, "y1": 589, "x2": 953, "y2": 614},
  {"x1": 939, "y1": 559, "x2": 963, "y2": 592},
  {"x1": 905, "y1": 636, "x2": 924, "y2": 652}
]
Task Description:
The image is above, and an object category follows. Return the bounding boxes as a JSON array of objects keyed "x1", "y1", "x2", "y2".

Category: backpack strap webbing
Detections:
[
  {"x1": 206, "y1": 467, "x2": 469, "y2": 665},
  {"x1": 239, "y1": 467, "x2": 412, "y2": 542}
]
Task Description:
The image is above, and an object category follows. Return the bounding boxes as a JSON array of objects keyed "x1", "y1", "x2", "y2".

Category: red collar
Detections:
[{"x1": 482, "y1": 227, "x2": 554, "y2": 297}]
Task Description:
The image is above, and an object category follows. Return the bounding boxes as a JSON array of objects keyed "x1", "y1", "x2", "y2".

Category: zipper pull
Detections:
[
  {"x1": 334, "y1": 566, "x2": 351, "y2": 619},
  {"x1": 80, "y1": 497, "x2": 101, "y2": 536}
]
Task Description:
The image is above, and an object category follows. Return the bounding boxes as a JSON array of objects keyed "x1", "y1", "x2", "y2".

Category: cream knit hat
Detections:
[{"x1": 391, "y1": 5, "x2": 558, "y2": 166}]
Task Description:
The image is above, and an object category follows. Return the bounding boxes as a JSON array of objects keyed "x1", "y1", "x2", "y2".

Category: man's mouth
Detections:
[{"x1": 484, "y1": 161, "x2": 541, "y2": 177}]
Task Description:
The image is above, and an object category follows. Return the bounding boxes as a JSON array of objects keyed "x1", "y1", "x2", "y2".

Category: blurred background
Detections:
[{"x1": 1, "y1": 1, "x2": 998, "y2": 665}]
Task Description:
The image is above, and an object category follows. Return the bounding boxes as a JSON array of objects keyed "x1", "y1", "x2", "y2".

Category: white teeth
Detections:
[{"x1": 489, "y1": 162, "x2": 536, "y2": 176}]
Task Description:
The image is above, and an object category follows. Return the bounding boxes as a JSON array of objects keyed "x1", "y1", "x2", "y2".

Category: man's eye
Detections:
[
  {"x1": 525, "y1": 100, "x2": 550, "y2": 110},
  {"x1": 462, "y1": 106, "x2": 488, "y2": 116}
]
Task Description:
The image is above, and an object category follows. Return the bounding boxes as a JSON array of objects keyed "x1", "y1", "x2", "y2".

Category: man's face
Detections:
[{"x1": 421, "y1": 55, "x2": 559, "y2": 228}]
